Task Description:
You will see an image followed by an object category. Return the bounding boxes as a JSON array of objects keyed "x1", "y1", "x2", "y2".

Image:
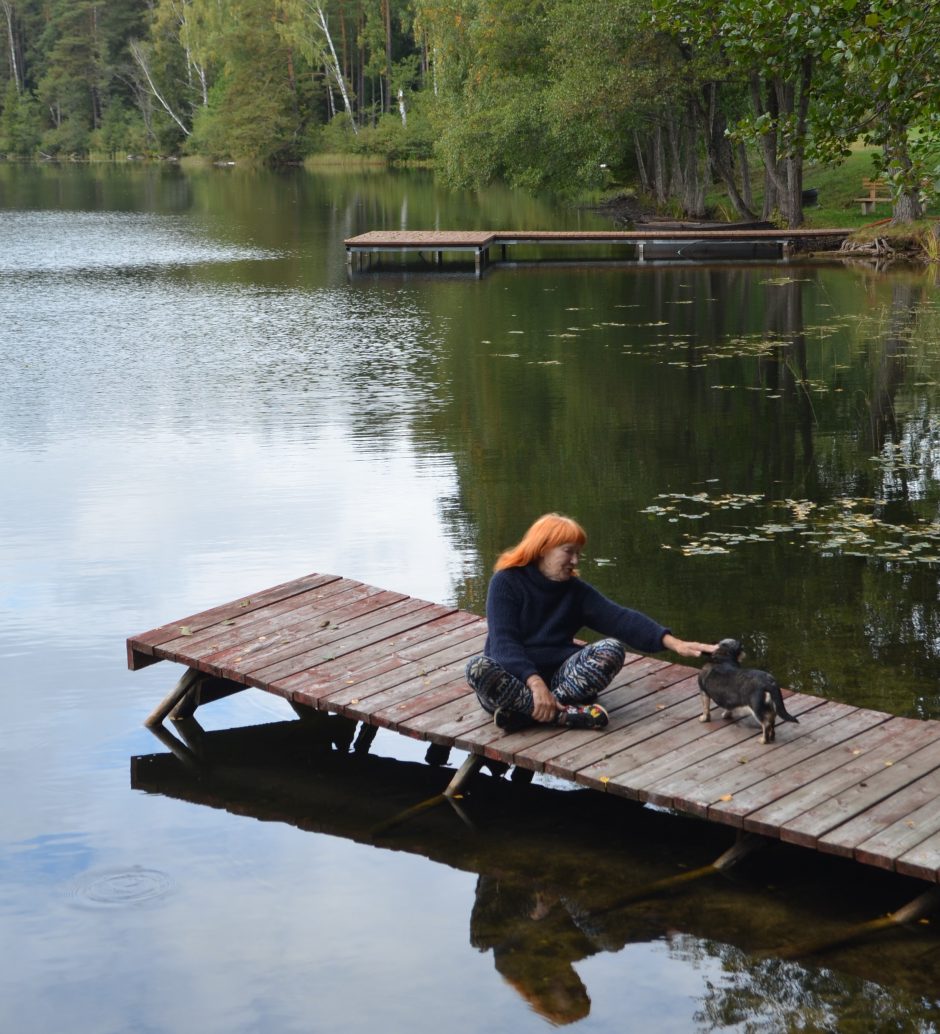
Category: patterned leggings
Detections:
[{"x1": 465, "y1": 638, "x2": 627, "y2": 716}]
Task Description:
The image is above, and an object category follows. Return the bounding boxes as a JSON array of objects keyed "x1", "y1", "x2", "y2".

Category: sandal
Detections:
[{"x1": 555, "y1": 703, "x2": 609, "y2": 729}]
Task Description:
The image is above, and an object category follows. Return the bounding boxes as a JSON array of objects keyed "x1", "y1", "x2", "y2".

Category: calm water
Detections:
[{"x1": 2, "y1": 162, "x2": 940, "y2": 1033}]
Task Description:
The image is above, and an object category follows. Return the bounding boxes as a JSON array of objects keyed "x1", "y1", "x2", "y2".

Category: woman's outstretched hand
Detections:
[{"x1": 662, "y1": 634, "x2": 719, "y2": 658}]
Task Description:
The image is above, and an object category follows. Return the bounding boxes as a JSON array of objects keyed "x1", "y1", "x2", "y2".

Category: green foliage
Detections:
[
  {"x1": 3, "y1": 0, "x2": 940, "y2": 219},
  {"x1": 0, "y1": 80, "x2": 41, "y2": 155},
  {"x1": 90, "y1": 99, "x2": 149, "y2": 158}
]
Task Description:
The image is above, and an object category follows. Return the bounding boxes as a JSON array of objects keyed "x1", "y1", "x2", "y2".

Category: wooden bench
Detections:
[{"x1": 854, "y1": 178, "x2": 892, "y2": 215}]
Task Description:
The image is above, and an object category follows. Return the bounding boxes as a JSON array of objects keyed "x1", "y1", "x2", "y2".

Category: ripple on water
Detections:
[{"x1": 67, "y1": 866, "x2": 173, "y2": 910}]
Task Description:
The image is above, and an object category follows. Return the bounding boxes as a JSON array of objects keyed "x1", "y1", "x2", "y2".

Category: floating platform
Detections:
[
  {"x1": 343, "y1": 228, "x2": 854, "y2": 276},
  {"x1": 128, "y1": 572, "x2": 940, "y2": 885}
]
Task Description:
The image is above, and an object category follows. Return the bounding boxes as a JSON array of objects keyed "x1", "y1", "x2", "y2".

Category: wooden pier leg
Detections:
[
  {"x1": 144, "y1": 720, "x2": 202, "y2": 773},
  {"x1": 346, "y1": 248, "x2": 353, "y2": 273},
  {"x1": 475, "y1": 248, "x2": 482, "y2": 277},
  {"x1": 773, "y1": 884, "x2": 940, "y2": 960},
  {"x1": 444, "y1": 754, "x2": 484, "y2": 798},
  {"x1": 501, "y1": 244, "x2": 507, "y2": 261},
  {"x1": 144, "y1": 667, "x2": 203, "y2": 727},
  {"x1": 712, "y1": 832, "x2": 768, "y2": 871},
  {"x1": 890, "y1": 885, "x2": 940, "y2": 925},
  {"x1": 637, "y1": 241, "x2": 645, "y2": 263}
]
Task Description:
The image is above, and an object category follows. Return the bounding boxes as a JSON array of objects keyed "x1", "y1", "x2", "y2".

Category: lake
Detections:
[{"x1": 2, "y1": 161, "x2": 940, "y2": 1032}]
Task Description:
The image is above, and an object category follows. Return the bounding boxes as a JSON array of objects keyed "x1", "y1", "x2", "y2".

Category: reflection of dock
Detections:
[
  {"x1": 131, "y1": 719, "x2": 940, "y2": 995},
  {"x1": 128, "y1": 572, "x2": 940, "y2": 891},
  {"x1": 343, "y1": 228, "x2": 854, "y2": 276}
]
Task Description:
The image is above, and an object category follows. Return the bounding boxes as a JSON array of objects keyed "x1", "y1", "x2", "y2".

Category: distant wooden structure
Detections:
[
  {"x1": 855, "y1": 178, "x2": 893, "y2": 215},
  {"x1": 344, "y1": 228, "x2": 854, "y2": 276},
  {"x1": 129, "y1": 571, "x2": 940, "y2": 903}
]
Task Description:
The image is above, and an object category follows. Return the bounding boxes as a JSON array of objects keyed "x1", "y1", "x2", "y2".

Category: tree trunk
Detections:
[
  {"x1": 884, "y1": 130, "x2": 925, "y2": 223},
  {"x1": 652, "y1": 121, "x2": 666, "y2": 205},
  {"x1": 129, "y1": 39, "x2": 190, "y2": 136},
  {"x1": 750, "y1": 75, "x2": 787, "y2": 221},
  {"x1": 382, "y1": 0, "x2": 392, "y2": 114},
  {"x1": 313, "y1": 2, "x2": 357, "y2": 133},
  {"x1": 696, "y1": 81, "x2": 757, "y2": 220},
  {"x1": 1, "y1": 0, "x2": 20, "y2": 92},
  {"x1": 738, "y1": 141, "x2": 753, "y2": 211},
  {"x1": 633, "y1": 128, "x2": 650, "y2": 193}
]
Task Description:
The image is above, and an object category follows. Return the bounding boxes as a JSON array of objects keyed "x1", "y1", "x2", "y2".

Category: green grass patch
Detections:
[
  {"x1": 304, "y1": 152, "x2": 389, "y2": 169},
  {"x1": 707, "y1": 146, "x2": 938, "y2": 229}
]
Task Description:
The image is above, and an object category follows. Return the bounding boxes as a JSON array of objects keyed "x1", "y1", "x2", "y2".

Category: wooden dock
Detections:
[
  {"x1": 128, "y1": 572, "x2": 940, "y2": 885},
  {"x1": 344, "y1": 228, "x2": 854, "y2": 276}
]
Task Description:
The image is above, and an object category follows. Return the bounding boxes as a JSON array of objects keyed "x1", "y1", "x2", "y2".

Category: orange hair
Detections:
[{"x1": 494, "y1": 513, "x2": 587, "y2": 572}]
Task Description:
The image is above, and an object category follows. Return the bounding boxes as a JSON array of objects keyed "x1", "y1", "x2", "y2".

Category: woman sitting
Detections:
[{"x1": 466, "y1": 513, "x2": 717, "y2": 730}]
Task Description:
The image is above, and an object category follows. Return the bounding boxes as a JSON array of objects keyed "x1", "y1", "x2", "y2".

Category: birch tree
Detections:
[
  {"x1": 1, "y1": 0, "x2": 20, "y2": 92},
  {"x1": 128, "y1": 38, "x2": 190, "y2": 136}
]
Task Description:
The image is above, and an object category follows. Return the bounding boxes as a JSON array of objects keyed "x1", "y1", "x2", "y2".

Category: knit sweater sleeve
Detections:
[
  {"x1": 577, "y1": 581, "x2": 670, "y2": 654},
  {"x1": 484, "y1": 570, "x2": 540, "y2": 683}
]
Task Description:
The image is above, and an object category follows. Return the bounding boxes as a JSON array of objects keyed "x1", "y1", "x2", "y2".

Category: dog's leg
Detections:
[{"x1": 699, "y1": 690, "x2": 711, "y2": 723}]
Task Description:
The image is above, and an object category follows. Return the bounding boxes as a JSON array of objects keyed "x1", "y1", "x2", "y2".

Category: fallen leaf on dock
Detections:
[
  {"x1": 719, "y1": 794, "x2": 733, "y2": 801},
  {"x1": 179, "y1": 626, "x2": 193, "y2": 636}
]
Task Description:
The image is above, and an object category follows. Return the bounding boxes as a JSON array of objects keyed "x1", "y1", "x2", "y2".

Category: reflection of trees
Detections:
[
  {"x1": 688, "y1": 940, "x2": 940, "y2": 1033},
  {"x1": 424, "y1": 261, "x2": 940, "y2": 711}
]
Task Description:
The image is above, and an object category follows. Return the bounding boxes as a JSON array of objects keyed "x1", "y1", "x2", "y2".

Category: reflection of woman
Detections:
[
  {"x1": 470, "y1": 874, "x2": 593, "y2": 1026},
  {"x1": 466, "y1": 513, "x2": 717, "y2": 730}
]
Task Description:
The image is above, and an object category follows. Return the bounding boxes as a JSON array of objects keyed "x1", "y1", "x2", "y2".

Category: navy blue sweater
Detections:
[{"x1": 483, "y1": 564, "x2": 670, "y2": 683}]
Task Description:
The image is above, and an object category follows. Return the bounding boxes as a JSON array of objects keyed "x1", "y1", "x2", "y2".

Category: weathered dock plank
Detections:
[{"x1": 128, "y1": 572, "x2": 940, "y2": 882}]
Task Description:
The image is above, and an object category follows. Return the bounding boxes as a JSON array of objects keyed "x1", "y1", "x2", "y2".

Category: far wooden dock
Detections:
[
  {"x1": 129, "y1": 572, "x2": 940, "y2": 892},
  {"x1": 344, "y1": 228, "x2": 854, "y2": 276}
]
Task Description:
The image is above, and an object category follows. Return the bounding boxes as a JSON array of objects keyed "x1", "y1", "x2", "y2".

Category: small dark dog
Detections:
[{"x1": 698, "y1": 638, "x2": 798, "y2": 744}]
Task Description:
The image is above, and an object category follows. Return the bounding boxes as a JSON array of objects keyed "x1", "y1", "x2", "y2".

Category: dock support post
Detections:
[
  {"x1": 712, "y1": 831, "x2": 768, "y2": 871},
  {"x1": 774, "y1": 884, "x2": 940, "y2": 960},
  {"x1": 145, "y1": 667, "x2": 203, "y2": 727},
  {"x1": 637, "y1": 241, "x2": 645, "y2": 263},
  {"x1": 444, "y1": 754, "x2": 484, "y2": 797},
  {"x1": 475, "y1": 248, "x2": 483, "y2": 278}
]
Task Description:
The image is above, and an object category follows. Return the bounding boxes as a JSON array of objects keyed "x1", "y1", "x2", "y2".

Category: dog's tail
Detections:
[{"x1": 771, "y1": 685, "x2": 799, "y2": 723}]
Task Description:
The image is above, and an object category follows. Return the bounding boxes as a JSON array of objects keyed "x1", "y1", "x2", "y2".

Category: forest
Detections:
[{"x1": 1, "y1": 0, "x2": 938, "y2": 225}]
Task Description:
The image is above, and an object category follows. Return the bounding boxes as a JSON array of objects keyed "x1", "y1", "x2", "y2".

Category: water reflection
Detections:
[
  {"x1": 133, "y1": 718, "x2": 940, "y2": 1030},
  {"x1": 6, "y1": 162, "x2": 940, "y2": 1032}
]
